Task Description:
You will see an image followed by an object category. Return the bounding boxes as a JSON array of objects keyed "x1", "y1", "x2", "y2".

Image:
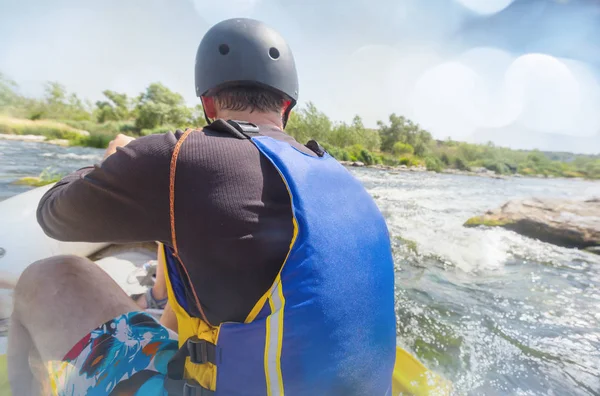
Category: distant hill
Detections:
[{"x1": 467, "y1": 126, "x2": 600, "y2": 155}]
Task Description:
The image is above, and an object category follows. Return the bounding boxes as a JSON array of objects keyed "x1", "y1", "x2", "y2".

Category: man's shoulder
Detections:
[{"x1": 258, "y1": 127, "x2": 318, "y2": 157}]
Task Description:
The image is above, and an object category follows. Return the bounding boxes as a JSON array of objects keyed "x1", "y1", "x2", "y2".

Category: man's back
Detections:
[{"x1": 37, "y1": 123, "x2": 316, "y2": 324}]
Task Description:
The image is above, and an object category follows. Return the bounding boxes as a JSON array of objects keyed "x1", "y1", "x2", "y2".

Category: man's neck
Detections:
[{"x1": 215, "y1": 110, "x2": 283, "y2": 130}]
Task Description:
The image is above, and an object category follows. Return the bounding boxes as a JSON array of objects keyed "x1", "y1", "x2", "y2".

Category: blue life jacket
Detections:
[{"x1": 163, "y1": 121, "x2": 396, "y2": 396}]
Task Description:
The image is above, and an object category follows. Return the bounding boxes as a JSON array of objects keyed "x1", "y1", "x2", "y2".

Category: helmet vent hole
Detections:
[
  {"x1": 218, "y1": 44, "x2": 230, "y2": 55},
  {"x1": 269, "y1": 47, "x2": 280, "y2": 60}
]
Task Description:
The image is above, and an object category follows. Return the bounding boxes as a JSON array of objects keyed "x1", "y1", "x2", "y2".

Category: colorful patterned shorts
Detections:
[{"x1": 48, "y1": 311, "x2": 178, "y2": 396}]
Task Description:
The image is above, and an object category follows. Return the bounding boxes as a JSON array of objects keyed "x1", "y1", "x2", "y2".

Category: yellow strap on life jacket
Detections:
[
  {"x1": 163, "y1": 128, "x2": 221, "y2": 390},
  {"x1": 159, "y1": 243, "x2": 219, "y2": 391}
]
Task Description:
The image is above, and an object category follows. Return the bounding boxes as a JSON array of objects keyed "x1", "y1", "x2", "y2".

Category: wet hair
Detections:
[{"x1": 211, "y1": 85, "x2": 286, "y2": 113}]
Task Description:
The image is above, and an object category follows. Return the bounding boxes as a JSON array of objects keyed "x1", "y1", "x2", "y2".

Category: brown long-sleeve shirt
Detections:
[{"x1": 37, "y1": 122, "x2": 315, "y2": 324}]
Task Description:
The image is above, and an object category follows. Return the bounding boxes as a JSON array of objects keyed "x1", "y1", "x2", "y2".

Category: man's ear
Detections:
[
  {"x1": 202, "y1": 96, "x2": 217, "y2": 119},
  {"x1": 281, "y1": 100, "x2": 292, "y2": 116}
]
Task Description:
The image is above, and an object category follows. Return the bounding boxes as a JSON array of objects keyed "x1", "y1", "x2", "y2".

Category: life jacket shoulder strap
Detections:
[
  {"x1": 204, "y1": 119, "x2": 261, "y2": 139},
  {"x1": 305, "y1": 139, "x2": 326, "y2": 157}
]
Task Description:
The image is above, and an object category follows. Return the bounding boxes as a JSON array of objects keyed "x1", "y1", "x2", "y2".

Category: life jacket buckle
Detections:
[
  {"x1": 187, "y1": 336, "x2": 218, "y2": 365},
  {"x1": 182, "y1": 380, "x2": 214, "y2": 396}
]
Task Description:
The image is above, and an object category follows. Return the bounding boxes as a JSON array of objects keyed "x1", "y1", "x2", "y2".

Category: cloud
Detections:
[
  {"x1": 386, "y1": 48, "x2": 600, "y2": 140},
  {"x1": 453, "y1": 0, "x2": 516, "y2": 15},
  {"x1": 187, "y1": 0, "x2": 261, "y2": 25},
  {"x1": 505, "y1": 54, "x2": 582, "y2": 134},
  {"x1": 1, "y1": 0, "x2": 599, "y2": 152}
]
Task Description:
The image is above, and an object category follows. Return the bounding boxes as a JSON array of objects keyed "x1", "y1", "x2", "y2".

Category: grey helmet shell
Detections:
[{"x1": 195, "y1": 18, "x2": 299, "y2": 119}]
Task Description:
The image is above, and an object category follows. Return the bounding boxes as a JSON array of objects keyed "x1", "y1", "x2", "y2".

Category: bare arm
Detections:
[
  {"x1": 160, "y1": 302, "x2": 178, "y2": 333},
  {"x1": 36, "y1": 133, "x2": 177, "y2": 244}
]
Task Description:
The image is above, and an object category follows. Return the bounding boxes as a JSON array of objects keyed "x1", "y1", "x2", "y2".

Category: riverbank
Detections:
[
  {"x1": 6, "y1": 119, "x2": 593, "y2": 181},
  {"x1": 3, "y1": 134, "x2": 594, "y2": 184},
  {"x1": 342, "y1": 160, "x2": 594, "y2": 181},
  {"x1": 0, "y1": 116, "x2": 88, "y2": 140},
  {"x1": 0, "y1": 117, "x2": 113, "y2": 148},
  {"x1": 0, "y1": 133, "x2": 70, "y2": 146},
  {"x1": 3, "y1": 76, "x2": 600, "y2": 180}
]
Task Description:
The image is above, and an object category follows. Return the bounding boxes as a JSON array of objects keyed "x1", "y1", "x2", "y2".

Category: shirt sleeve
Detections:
[{"x1": 36, "y1": 132, "x2": 178, "y2": 244}]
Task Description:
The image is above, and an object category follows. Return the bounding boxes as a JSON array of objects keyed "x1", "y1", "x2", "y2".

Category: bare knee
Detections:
[
  {"x1": 10, "y1": 254, "x2": 138, "y2": 363},
  {"x1": 13, "y1": 255, "x2": 93, "y2": 313}
]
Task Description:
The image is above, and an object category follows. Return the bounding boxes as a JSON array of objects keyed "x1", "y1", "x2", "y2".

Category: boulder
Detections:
[
  {"x1": 351, "y1": 161, "x2": 365, "y2": 167},
  {"x1": 471, "y1": 167, "x2": 488, "y2": 174},
  {"x1": 585, "y1": 246, "x2": 600, "y2": 255},
  {"x1": 464, "y1": 197, "x2": 600, "y2": 252}
]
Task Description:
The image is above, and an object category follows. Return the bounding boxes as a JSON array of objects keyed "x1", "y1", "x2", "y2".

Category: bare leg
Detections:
[
  {"x1": 7, "y1": 319, "x2": 39, "y2": 395},
  {"x1": 8, "y1": 255, "x2": 139, "y2": 394}
]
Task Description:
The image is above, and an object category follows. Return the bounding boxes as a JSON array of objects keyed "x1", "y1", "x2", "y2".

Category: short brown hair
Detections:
[{"x1": 211, "y1": 86, "x2": 285, "y2": 113}]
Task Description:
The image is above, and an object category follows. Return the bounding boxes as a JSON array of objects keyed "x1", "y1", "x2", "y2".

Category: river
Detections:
[{"x1": 1, "y1": 139, "x2": 599, "y2": 395}]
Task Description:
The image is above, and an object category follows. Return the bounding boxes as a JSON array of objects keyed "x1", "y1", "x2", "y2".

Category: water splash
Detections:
[{"x1": 355, "y1": 167, "x2": 600, "y2": 395}]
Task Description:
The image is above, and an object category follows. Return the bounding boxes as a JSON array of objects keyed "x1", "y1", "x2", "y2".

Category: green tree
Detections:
[
  {"x1": 95, "y1": 90, "x2": 130, "y2": 123},
  {"x1": 135, "y1": 83, "x2": 191, "y2": 130},
  {"x1": 378, "y1": 113, "x2": 432, "y2": 153},
  {"x1": 45, "y1": 82, "x2": 67, "y2": 106},
  {"x1": 413, "y1": 141, "x2": 428, "y2": 157},
  {"x1": 326, "y1": 115, "x2": 380, "y2": 151},
  {"x1": 584, "y1": 160, "x2": 600, "y2": 178},
  {"x1": 286, "y1": 102, "x2": 332, "y2": 144},
  {"x1": 38, "y1": 82, "x2": 91, "y2": 121},
  {"x1": 189, "y1": 104, "x2": 208, "y2": 128},
  {"x1": 347, "y1": 115, "x2": 380, "y2": 152},
  {"x1": 0, "y1": 72, "x2": 19, "y2": 109}
]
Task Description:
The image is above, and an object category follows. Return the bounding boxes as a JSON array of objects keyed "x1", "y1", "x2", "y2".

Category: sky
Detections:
[{"x1": 1, "y1": 0, "x2": 600, "y2": 153}]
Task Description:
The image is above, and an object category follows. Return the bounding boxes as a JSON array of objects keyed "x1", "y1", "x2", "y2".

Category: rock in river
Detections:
[{"x1": 464, "y1": 197, "x2": 600, "y2": 252}]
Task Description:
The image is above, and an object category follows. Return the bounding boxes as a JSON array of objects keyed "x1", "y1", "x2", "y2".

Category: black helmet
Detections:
[{"x1": 195, "y1": 18, "x2": 299, "y2": 125}]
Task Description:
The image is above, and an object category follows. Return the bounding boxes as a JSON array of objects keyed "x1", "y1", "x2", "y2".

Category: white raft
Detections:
[{"x1": 0, "y1": 184, "x2": 159, "y2": 352}]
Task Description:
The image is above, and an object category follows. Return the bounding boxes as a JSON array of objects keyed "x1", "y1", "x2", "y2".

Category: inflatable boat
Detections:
[{"x1": 0, "y1": 184, "x2": 451, "y2": 395}]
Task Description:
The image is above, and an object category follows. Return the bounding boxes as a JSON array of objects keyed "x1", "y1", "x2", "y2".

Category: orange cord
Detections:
[{"x1": 169, "y1": 128, "x2": 212, "y2": 326}]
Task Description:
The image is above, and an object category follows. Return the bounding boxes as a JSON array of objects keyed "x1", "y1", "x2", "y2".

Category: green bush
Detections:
[
  {"x1": 358, "y1": 149, "x2": 375, "y2": 165},
  {"x1": 324, "y1": 145, "x2": 351, "y2": 161},
  {"x1": 483, "y1": 159, "x2": 509, "y2": 175},
  {"x1": 440, "y1": 152, "x2": 450, "y2": 165},
  {"x1": 392, "y1": 142, "x2": 414, "y2": 156},
  {"x1": 453, "y1": 156, "x2": 469, "y2": 171},
  {"x1": 425, "y1": 157, "x2": 443, "y2": 172},
  {"x1": 70, "y1": 132, "x2": 113, "y2": 148},
  {"x1": 399, "y1": 157, "x2": 411, "y2": 166},
  {"x1": 12, "y1": 167, "x2": 64, "y2": 187},
  {"x1": 398, "y1": 157, "x2": 420, "y2": 167},
  {"x1": 380, "y1": 154, "x2": 400, "y2": 166}
]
